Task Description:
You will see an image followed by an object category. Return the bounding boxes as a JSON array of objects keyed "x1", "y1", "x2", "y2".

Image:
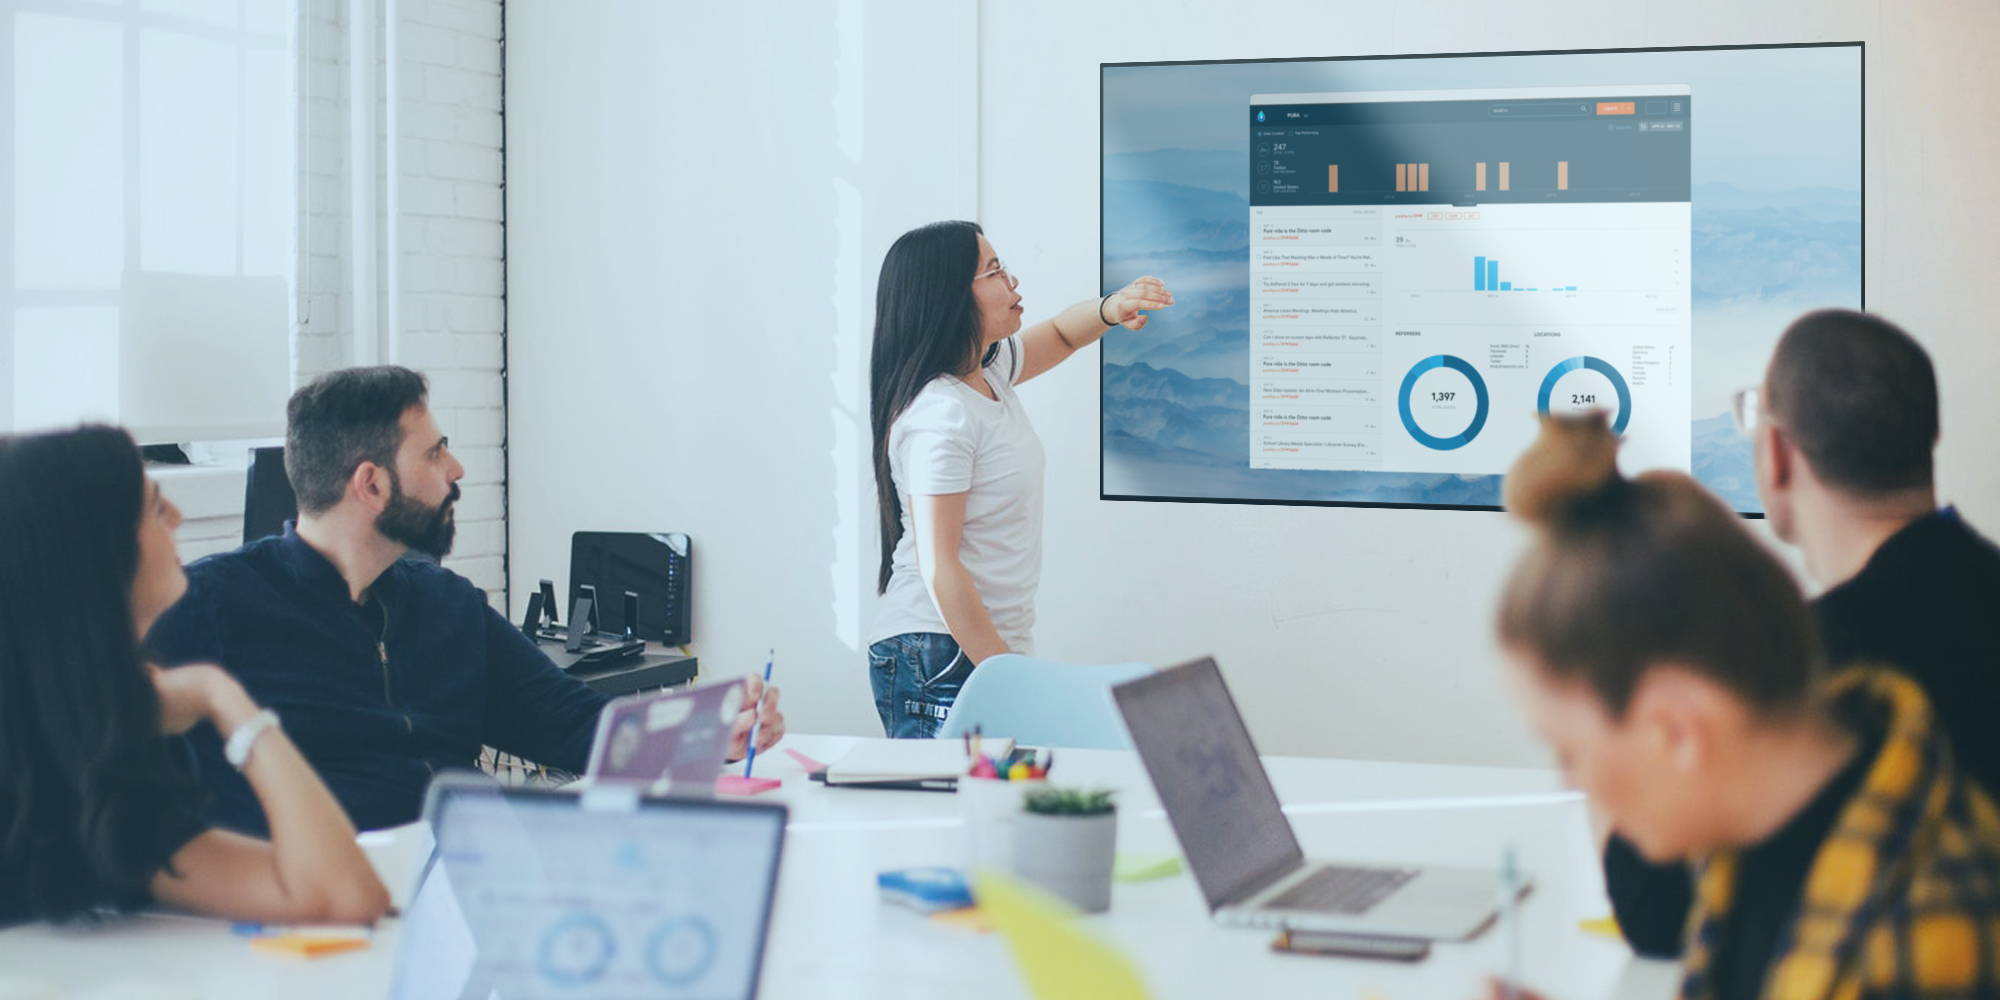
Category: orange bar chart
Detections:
[
  {"x1": 1328, "y1": 165, "x2": 1338, "y2": 192},
  {"x1": 1396, "y1": 164, "x2": 1406, "y2": 192},
  {"x1": 1476, "y1": 162, "x2": 1486, "y2": 191},
  {"x1": 1557, "y1": 161, "x2": 1568, "y2": 190},
  {"x1": 1418, "y1": 163, "x2": 1429, "y2": 191},
  {"x1": 1499, "y1": 162, "x2": 1510, "y2": 191}
]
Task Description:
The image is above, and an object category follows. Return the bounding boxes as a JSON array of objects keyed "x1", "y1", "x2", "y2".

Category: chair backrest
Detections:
[
  {"x1": 938, "y1": 654, "x2": 1154, "y2": 750},
  {"x1": 242, "y1": 445, "x2": 298, "y2": 544}
]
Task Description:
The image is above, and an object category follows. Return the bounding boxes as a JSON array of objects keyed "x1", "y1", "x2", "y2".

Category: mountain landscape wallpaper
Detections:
[{"x1": 1102, "y1": 48, "x2": 1862, "y2": 513}]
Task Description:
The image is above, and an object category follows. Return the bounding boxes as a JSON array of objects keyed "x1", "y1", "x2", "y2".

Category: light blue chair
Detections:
[{"x1": 937, "y1": 654, "x2": 1155, "y2": 750}]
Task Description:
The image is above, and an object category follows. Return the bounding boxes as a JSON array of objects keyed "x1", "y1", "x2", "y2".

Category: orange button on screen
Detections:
[{"x1": 1596, "y1": 102, "x2": 1635, "y2": 115}]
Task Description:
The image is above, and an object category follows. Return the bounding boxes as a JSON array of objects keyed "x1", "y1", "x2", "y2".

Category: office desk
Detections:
[
  {"x1": 570, "y1": 650, "x2": 698, "y2": 697},
  {"x1": 0, "y1": 735, "x2": 1679, "y2": 1000}
]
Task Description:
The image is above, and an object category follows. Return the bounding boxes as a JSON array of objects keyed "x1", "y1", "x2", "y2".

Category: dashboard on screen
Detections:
[{"x1": 1100, "y1": 45, "x2": 1862, "y2": 514}]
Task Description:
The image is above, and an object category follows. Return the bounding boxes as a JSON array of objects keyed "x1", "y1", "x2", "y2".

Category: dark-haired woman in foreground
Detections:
[
  {"x1": 0, "y1": 426, "x2": 389, "y2": 926},
  {"x1": 1488, "y1": 412, "x2": 2000, "y2": 1000},
  {"x1": 867, "y1": 221, "x2": 1171, "y2": 737}
]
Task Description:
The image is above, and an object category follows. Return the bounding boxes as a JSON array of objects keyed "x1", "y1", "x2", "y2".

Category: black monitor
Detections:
[{"x1": 569, "y1": 531, "x2": 691, "y2": 645}]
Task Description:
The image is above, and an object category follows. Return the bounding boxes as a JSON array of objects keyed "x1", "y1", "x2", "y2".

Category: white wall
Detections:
[
  {"x1": 507, "y1": 0, "x2": 2000, "y2": 766},
  {"x1": 981, "y1": 0, "x2": 2000, "y2": 767},
  {"x1": 169, "y1": 0, "x2": 510, "y2": 608},
  {"x1": 504, "y1": 1, "x2": 977, "y2": 738}
]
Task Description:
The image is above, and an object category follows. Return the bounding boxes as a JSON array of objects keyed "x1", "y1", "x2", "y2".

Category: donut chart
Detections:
[
  {"x1": 1397, "y1": 354, "x2": 1490, "y2": 450},
  {"x1": 1536, "y1": 356, "x2": 1632, "y2": 433},
  {"x1": 646, "y1": 915, "x2": 719, "y2": 987},
  {"x1": 537, "y1": 912, "x2": 617, "y2": 986}
]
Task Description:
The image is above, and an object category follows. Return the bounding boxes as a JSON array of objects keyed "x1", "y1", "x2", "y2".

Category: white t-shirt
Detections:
[{"x1": 869, "y1": 336, "x2": 1045, "y2": 653}]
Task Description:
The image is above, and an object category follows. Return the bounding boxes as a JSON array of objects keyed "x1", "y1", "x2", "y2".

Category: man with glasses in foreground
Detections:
[{"x1": 1602, "y1": 307, "x2": 2000, "y2": 957}]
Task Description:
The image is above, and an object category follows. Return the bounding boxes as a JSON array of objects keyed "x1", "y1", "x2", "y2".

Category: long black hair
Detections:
[
  {"x1": 870, "y1": 220, "x2": 986, "y2": 593},
  {"x1": 0, "y1": 426, "x2": 206, "y2": 921}
]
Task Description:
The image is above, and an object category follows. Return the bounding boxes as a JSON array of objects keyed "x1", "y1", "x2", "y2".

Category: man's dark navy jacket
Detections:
[{"x1": 147, "y1": 526, "x2": 607, "y2": 835}]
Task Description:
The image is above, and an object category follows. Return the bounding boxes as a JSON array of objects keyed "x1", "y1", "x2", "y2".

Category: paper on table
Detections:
[
  {"x1": 356, "y1": 820, "x2": 434, "y2": 913},
  {"x1": 784, "y1": 747, "x2": 830, "y2": 773},
  {"x1": 1111, "y1": 853, "x2": 1183, "y2": 883},
  {"x1": 825, "y1": 738, "x2": 1014, "y2": 785},
  {"x1": 716, "y1": 774, "x2": 781, "y2": 796},
  {"x1": 973, "y1": 871, "x2": 1150, "y2": 1000}
]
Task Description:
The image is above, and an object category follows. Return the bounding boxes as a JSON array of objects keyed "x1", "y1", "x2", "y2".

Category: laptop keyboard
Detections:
[{"x1": 1262, "y1": 865, "x2": 1419, "y2": 915}]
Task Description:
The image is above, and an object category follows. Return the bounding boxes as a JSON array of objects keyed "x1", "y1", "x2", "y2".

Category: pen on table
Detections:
[
  {"x1": 231, "y1": 923, "x2": 372, "y2": 940},
  {"x1": 1501, "y1": 845, "x2": 1521, "y2": 1000},
  {"x1": 742, "y1": 649, "x2": 773, "y2": 778}
]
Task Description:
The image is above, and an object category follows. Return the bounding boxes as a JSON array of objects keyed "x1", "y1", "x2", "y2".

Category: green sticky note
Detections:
[{"x1": 1112, "y1": 852, "x2": 1182, "y2": 883}]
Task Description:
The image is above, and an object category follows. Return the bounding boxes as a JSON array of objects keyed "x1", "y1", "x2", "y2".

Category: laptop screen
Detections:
[
  {"x1": 1112, "y1": 657, "x2": 1305, "y2": 911},
  {"x1": 390, "y1": 779, "x2": 787, "y2": 1000},
  {"x1": 587, "y1": 679, "x2": 745, "y2": 794}
]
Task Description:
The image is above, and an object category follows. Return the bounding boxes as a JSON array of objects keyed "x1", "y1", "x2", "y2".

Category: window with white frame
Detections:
[{"x1": 4, "y1": 0, "x2": 296, "y2": 442}]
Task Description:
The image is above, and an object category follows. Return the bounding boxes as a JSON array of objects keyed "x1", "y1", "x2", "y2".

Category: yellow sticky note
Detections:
[
  {"x1": 973, "y1": 872, "x2": 1151, "y2": 1000},
  {"x1": 1578, "y1": 915, "x2": 1622, "y2": 939}
]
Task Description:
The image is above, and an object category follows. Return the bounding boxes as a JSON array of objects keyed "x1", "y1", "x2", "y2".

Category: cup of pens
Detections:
[{"x1": 959, "y1": 731, "x2": 1050, "y2": 874}]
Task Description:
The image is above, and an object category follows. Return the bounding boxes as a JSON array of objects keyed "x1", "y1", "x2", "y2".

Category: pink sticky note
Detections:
[
  {"x1": 784, "y1": 748, "x2": 830, "y2": 773},
  {"x1": 717, "y1": 774, "x2": 782, "y2": 796}
]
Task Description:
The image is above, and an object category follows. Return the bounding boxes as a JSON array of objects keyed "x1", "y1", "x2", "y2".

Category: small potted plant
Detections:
[{"x1": 1012, "y1": 787, "x2": 1118, "y2": 912}]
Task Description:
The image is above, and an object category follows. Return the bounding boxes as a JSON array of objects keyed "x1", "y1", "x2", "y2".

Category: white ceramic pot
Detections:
[
  {"x1": 960, "y1": 776, "x2": 1047, "y2": 872},
  {"x1": 1011, "y1": 809, "x2": 1117, "y2": 913}
]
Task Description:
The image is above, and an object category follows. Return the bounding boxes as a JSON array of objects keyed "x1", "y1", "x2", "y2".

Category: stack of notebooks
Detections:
[{"x1": 811, "y1": 737, "x2": 1015, "y2": 791}]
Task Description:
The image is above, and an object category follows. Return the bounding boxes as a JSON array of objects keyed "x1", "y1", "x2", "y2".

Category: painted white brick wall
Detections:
[
  {"x1": 179, "y1": 0, "x2": 509, "y2": 608},
  {"x1": 396, "y1": 0, "x2": 507, "y2": 605}
]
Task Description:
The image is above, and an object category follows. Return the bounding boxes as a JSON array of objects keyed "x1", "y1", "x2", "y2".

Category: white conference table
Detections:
[{"x1": 0, "y1": 734, "x2": 1680, "y2": 1000}]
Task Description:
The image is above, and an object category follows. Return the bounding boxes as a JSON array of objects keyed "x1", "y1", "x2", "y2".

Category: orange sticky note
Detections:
[
  {"x1": 929, "y1": 906, "x2": 994, "y2": 933},
  {"x1": 716, "y1": 774, "x2": 781, "y2": 796},
  {"x1": 250, "y1": 935, "x2": 371, "y2": 958}
]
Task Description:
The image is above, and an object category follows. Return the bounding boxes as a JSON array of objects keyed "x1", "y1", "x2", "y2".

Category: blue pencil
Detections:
[{"x1": 743, "y1": 649, "x2": 774, "y2": 778}]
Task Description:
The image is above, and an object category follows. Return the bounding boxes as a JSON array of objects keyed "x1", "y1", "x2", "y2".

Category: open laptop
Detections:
[
  {"x1": 388, "y1": 774, "x2": 788, "y2": 1000},
  {"x1": 584, "y1": 678, "x2": 746, "y2": 795},
  {"x1": 1111, "y1": 657, "x2": 1512, "y2": 940}
]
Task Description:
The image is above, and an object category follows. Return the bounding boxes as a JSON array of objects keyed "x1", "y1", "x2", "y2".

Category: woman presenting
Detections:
[{"x1": 867, "y1": 221, "x2": 1171, "y2": 738}]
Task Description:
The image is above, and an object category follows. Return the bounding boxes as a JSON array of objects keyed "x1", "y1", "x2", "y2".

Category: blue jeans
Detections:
[{"x1": 869, "y1": 632, "x2": 975, "y2": 739}]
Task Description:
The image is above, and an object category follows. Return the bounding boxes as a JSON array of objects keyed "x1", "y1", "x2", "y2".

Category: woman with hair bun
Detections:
[{"x1": 1490, "y1": 412, "x2": 2000, "y2": 1000}]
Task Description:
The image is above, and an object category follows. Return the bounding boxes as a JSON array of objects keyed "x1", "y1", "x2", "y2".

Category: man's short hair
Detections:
[
  {"x1": 285, "y1": 366, "x2": 430, "y2": 515},
  {"x1": 1765, "y1": 309, "x2": 1937, "y2": 496}
]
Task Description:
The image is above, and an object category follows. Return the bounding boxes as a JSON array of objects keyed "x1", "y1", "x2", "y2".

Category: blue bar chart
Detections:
[{"x1": 1472, "y1": 254, "x2": 1574, "y2": 291}]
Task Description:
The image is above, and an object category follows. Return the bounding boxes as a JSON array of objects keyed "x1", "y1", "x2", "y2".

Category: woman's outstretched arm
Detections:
[{"x1": 1016, "y1": 276, "x2": 1173, "y2": 383}]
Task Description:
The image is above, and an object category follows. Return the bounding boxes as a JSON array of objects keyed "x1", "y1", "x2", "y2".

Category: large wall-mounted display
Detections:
[{"x1": 1101, "y1": 45, "x2": 1861, "y2": 513}]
